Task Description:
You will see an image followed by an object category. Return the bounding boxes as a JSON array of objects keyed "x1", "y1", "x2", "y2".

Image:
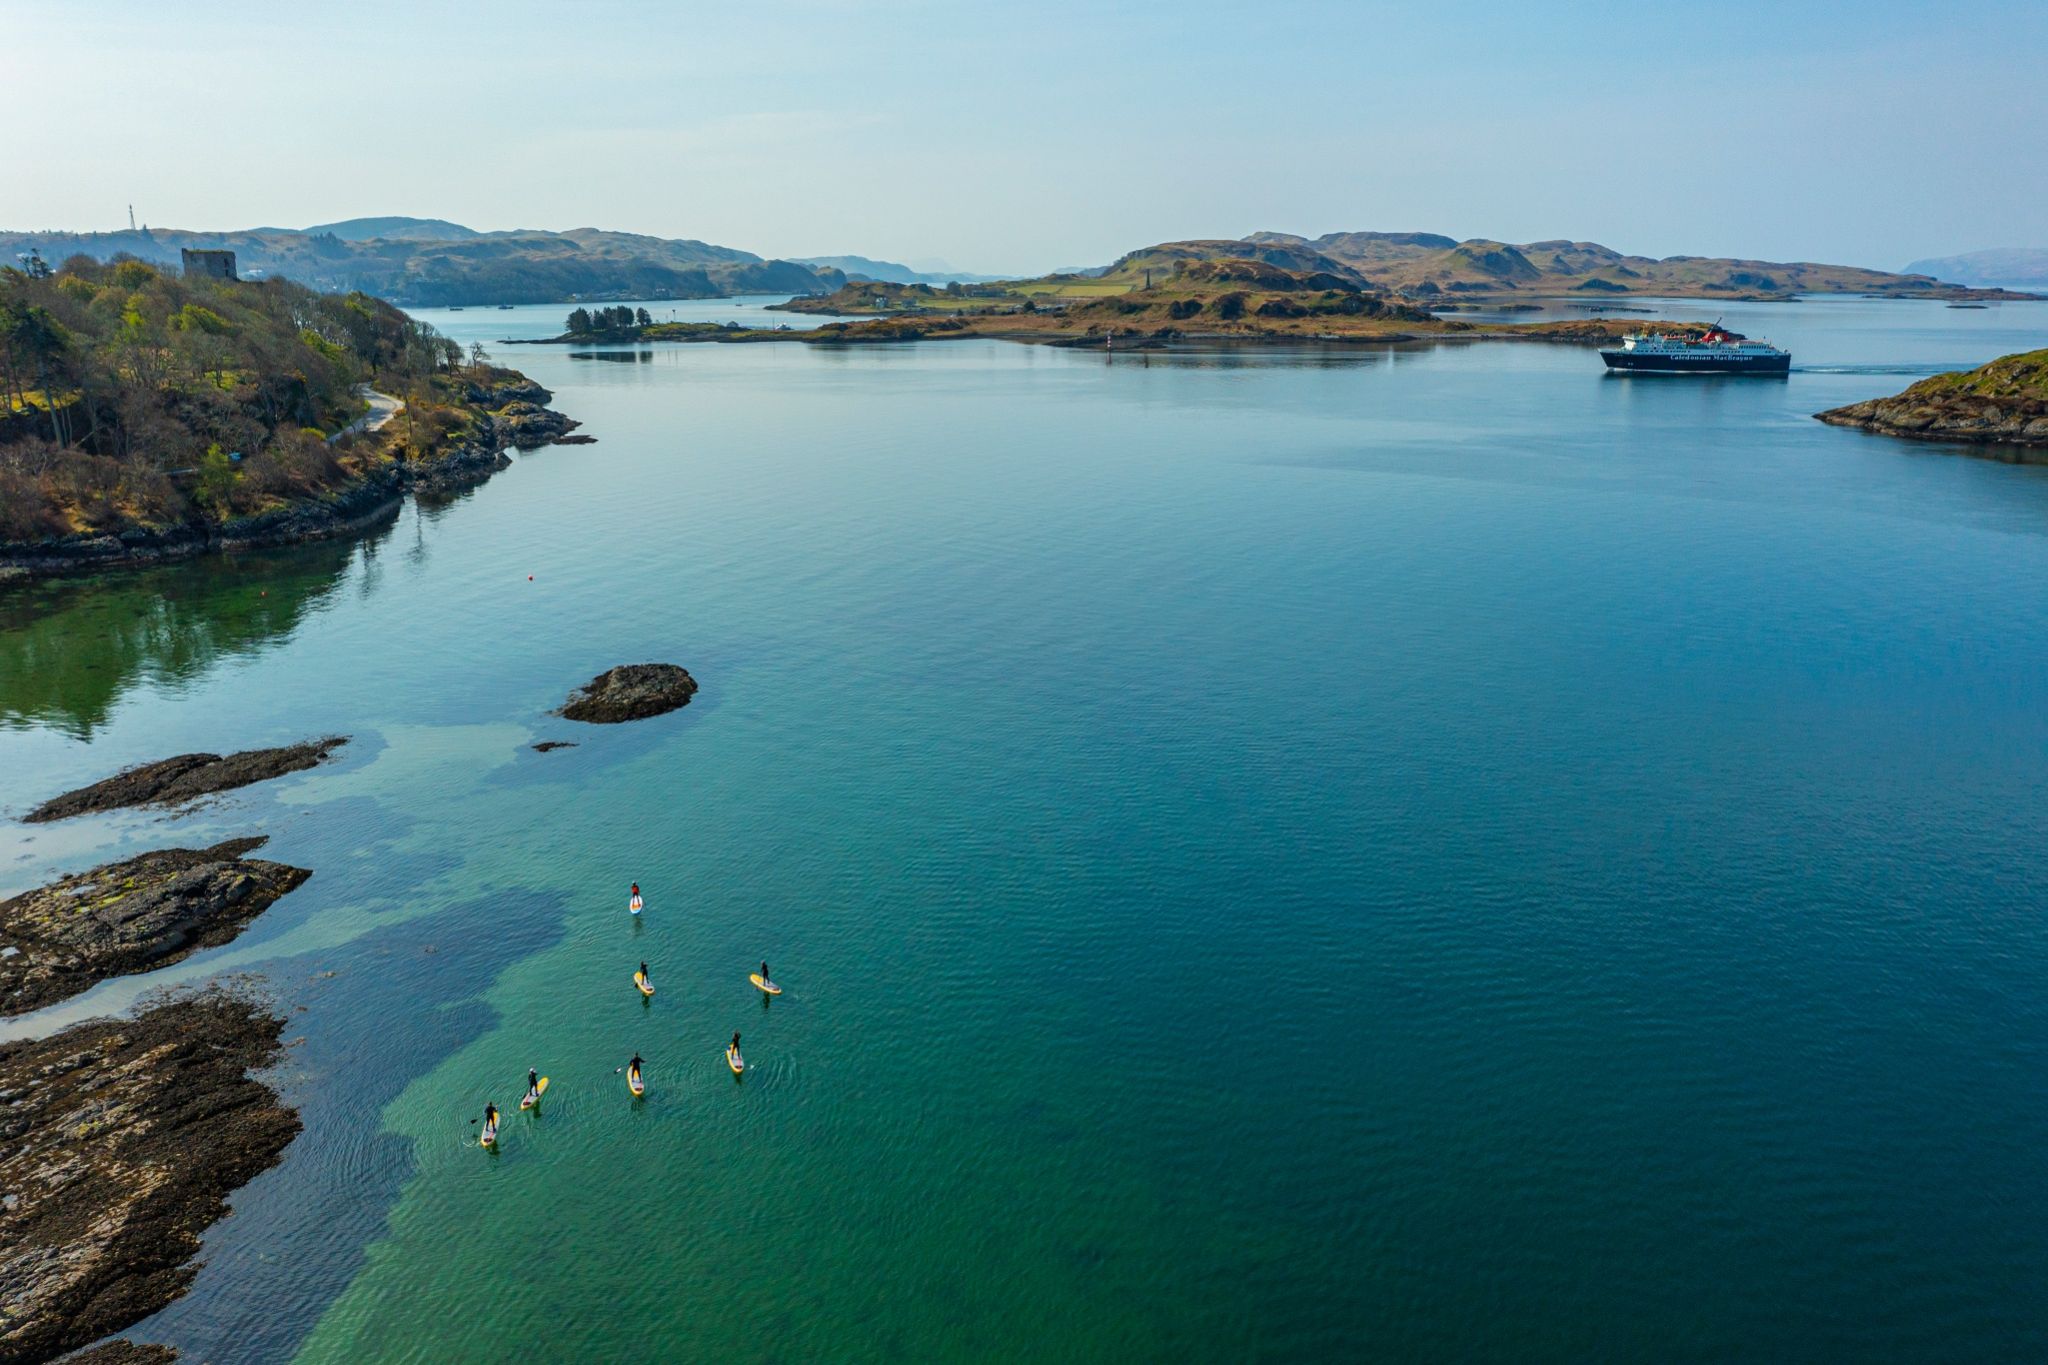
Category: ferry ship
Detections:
[{"x1": 1600, "y1": 323, "x2": 1790, "y2": 375}]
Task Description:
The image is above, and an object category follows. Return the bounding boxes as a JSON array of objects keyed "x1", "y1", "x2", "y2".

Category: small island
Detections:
[
  {"x1": 559, "y1": 663, "x2": 699, "y2": 723},
  {"x1": 1816, "y1": 349, "x2": 2048, "y2": 454},
  {"x1": 513, "y1": 259, "x2": 1704, "y2": 351},
  {"x1": 1, "y1": 255, "x2": 581, "y2": 582}
]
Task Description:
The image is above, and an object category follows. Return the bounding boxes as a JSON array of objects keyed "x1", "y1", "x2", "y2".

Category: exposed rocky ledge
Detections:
[
  {"x1": 559, "y1": 664, "x2": 699, "y2": 723},
  {"x1": 0, "y1": 991, "x2": 298, "y2": 1363},
  {"x1": 1, "y1": 838, "x2": 310, "y2": 1017},
  {"x1": 25, "y1": 739, "x2": 348, "y2": 824},
  {"x1": 1816, "y1": 349, "x2": 2048, "y2": 454}
]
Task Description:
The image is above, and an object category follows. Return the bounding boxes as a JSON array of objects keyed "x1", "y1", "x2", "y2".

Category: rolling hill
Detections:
[{"x1": 0, "y1": 221, "x2": 844, "y2": 306}]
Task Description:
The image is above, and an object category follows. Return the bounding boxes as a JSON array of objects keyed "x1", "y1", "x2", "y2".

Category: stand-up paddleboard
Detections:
[
  {"x1": 726, "y1": 1045, "x2": 745, "y2": 1075},
  {"x1": 481, "y1": 1117, "x2": 499, "y2": 1146},
  {"x1": 634, "y1": 970, "x2": 655, "y2": 997},
  {"x1": 749, "y1": 973, "x2": 781, "y2": 995},
  {"x1": 627, "y1": 1067, "x2": 644, "y2": 1097},
  {"x1": 520, "y1": 1076, "x2": 549, "y2": 1110},
  {"x1": 629, "y1": 894, "x2": 643, "y2": 916}
]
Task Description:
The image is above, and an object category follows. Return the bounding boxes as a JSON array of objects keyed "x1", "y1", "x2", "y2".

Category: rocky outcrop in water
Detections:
[
  {"x1": 0, "y1": 838, "x2": 310, "y2": 1017},
  {"x1": 0, "y1": 991, "x2": 298, "y2": 1363},
  {"x1": 1816, "y1": 349, "x2": 2048, "y2": 452},
  {"x1": 24, "y1": 738, "x2": 348, "y2": 824},
  {"x1": 559, "y1": 664, "x2": 699, "y2": 723}
]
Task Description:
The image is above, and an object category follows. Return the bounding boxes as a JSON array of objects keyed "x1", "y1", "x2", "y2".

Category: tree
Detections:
[
  {"x1": 567, "y1": 307, "x2": 593, "y2": 334},
  {"x1": 193, "y1": 442, "x2": 237, "y2": 516},
  {"x1": 636, "y1": 307, "x2": 652, "y2": 327}
]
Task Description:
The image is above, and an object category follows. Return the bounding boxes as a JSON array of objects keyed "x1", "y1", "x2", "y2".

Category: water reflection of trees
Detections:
[{"x1": 0, "y1": 530, "x2": 382, "y2": 738}]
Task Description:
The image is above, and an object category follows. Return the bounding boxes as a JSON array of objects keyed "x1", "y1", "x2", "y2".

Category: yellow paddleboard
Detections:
[
  {"x1": 627, "y1": 1069, "x2": 644, "y2": 1096},
  {"x1": 749, "y1": 973, "x2": 781, "y2": 995},
  {"x1": 634, "y1": 971, "x2": 655, "y2": 997},
  {"x1": 727, "y1": 1046, "x2": 745, "y2": 1075},
  {"x1": 520, "y1": 1076, "x2": 549, "y2": 1110}
]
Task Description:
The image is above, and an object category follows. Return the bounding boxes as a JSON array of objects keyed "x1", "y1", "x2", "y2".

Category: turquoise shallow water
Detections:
[{"x1": 4, "y1": 298, "x2": 2048, "y2": 1361}]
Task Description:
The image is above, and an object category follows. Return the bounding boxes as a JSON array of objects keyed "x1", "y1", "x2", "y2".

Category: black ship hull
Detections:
[{"x1": 1600, "y1": 349, "x2": 1790, "y2": 375}]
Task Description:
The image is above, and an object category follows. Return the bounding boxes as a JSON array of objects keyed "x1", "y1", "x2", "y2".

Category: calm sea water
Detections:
[{"x1": 4, "y1": 298, "x2": 2048, "y2": 1362}]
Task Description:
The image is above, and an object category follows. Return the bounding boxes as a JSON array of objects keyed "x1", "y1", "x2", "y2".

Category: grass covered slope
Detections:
[
  {"x1": 1816, "y1": 349, "x2": 2048, "y2": 450},
  {"x1": 0, "y1": 255, "x2": 571, "y2": 558}
]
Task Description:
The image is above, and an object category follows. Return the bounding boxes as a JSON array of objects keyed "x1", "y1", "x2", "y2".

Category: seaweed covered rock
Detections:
[
  {"x1": 0, "y1": 838, "x2": 310, "y2": 1016},
  {"x1": 0, "y1": 992, "x2": 298, "y2": 1362},
  {"x1": 559, "y1": 664, "x2": 698, "y2": 724},
  {"x1": 24, "y1": 738, "x2": 348, "y2": 823}
]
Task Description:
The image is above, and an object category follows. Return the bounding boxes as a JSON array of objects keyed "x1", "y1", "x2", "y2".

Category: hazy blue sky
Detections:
[{"x1": 5, "y1": 1, "x2": 2044, "y2": 273}]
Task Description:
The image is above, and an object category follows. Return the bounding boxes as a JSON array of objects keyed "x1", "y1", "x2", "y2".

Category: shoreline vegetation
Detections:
[
  {"x1": 0, "y1": 255, "x2": 581, "y2": 585},
  {"x1": 1815, "y1": 349, "x2": 2048, "y2": 455},
  {"x1": 518, "y1": 259, "x2": 1711, "y2": 349}
]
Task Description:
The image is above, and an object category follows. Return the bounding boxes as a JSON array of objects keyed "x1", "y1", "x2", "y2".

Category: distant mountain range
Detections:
[
  {"x1": 0, "y1": 217, "x2": 844, "y2": 306},
  {"x1": 1902, "y1": 248, "x2": 2048, "y2": 288},
  {"x1": 1084, "y1": 231, "x2": 2031, "y2": 301},
  {"x1": 793, "y1": 255, "x2": 1007, "y2": 286}
]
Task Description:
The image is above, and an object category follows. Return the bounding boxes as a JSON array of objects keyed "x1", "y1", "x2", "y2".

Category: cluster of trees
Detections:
[
  {"x1": 565, "y1": 305, "x2": 653, "y2": 334},
  {"x1": 0, "y1": 255, "x2": 464, "y2": 540}
]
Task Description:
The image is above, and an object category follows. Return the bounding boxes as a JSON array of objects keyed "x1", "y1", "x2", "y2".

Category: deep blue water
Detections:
[{"x1": 3, "y1": 297, "x2": 2047, "y2": 1362}]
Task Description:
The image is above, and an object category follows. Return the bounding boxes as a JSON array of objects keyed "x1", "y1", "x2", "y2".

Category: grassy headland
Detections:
[
  {"x1": 1816, "y1": 349, "x2": 2048, "y2": 452},
  {"x1": 0, "y1": 255, "x2": 575, "y2": 574}
]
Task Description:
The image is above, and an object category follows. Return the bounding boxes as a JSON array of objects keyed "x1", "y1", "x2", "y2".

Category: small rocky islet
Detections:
[
  {"x1": 0, "y1": 837, "x2": 311, "y2": 1017},
  {"x1": 24, "y1": 737, "x2": 348, "y2": 824},
  {"x1": 558, "y1": 663, "x2": 699, "y2": 723},
  {"x1": 0, "y1": 991, "x2": 298, "y2": 1364},
  {"x1": 1817, "y1": 348, "x2": 2048, "y2": 454}
]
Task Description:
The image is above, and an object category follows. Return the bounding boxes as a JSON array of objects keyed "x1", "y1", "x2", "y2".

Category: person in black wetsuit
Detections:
[
  {"x1": 526, "y1": 1068, "x2": 539, "y2": 1102},
  {"x1": 629, "y1": 1053, "x2": 643, "y2": 1085}
]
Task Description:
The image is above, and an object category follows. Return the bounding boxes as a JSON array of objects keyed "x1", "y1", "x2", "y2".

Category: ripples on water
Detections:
[{"x1": 3, "y1": 297, "x2": 2048, "y2": 1361}]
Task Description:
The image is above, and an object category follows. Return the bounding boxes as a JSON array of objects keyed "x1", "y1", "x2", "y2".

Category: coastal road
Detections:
[{"x1": 328, "y1": 386, "x2": 404, "y2": 444}]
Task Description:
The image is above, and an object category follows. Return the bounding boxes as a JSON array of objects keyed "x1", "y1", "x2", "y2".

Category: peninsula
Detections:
[
  {"x1": 521, "y1": 261, "x2": 1705, "y2": 349},
  {"x1": 1, "y1": 255, "x2": 581, "y2": 581},
  {"x1": 1816, "y1": 349, "x2": 2048, "y2": 453}
]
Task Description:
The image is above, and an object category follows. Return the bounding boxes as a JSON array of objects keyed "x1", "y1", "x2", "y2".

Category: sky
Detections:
[{"x1": 3, "y1": 0, "x2": 2045, "y2": 275}]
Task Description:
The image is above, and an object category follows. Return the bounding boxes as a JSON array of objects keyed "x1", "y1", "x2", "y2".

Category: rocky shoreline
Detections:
[
  {"x1": 0, "y1": 387, "x2": 580, "y2": 586},
  {"x1": 1815, "y1": 348, "x2": 2048, "y2": 454},
  {"x1": 25, "y1": 739, "x2": 348, "y2": 824},
  {"x1": 0, "y1": 990, "x2": 299, "y2": 1363},
  {"x1": 1, "y1": 838, "x2": 310, "y2": 1017}
]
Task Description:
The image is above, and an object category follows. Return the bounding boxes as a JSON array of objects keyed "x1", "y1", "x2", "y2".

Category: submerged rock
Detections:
[
  {"x1": 0, "y1": 837, "x2": 311, "y2": 1016},
  {"x1": 559, "y1": 664, "x2": 699, "y2": 724},
  {"x1": 532, "y1": 741, "x2": 579, "y2": 752},
  {"x1": 0, "y1": 991, "x2": 298, "y2": 1363},
  {"x1": 24, "y1": 737, "x2": 348, "y2": 823}
]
